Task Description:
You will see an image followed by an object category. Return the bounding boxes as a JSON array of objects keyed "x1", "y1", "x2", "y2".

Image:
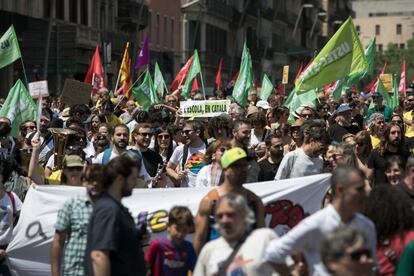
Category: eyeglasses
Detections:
[
  {"x1": 157, "y1": 134, "x2": 170, "y2": 140},
  {"x1": 19, "y1": 148, "x2": 33, "y2": 154},
  {"x1": 392, "y1": 120, "x2": 403, "y2": 124},
  {"x1": 348, "y1": 248, "x2": 371, "y2": 261},
  {"x1": 23, "y1": 125, "x2": 36, "y2": 130},
  {"x1": 137, "y1": 132, "x2": 152, "y2": 137},
  {"x1": 182, "y1": 130, "x2": 193, "y2": 135}
]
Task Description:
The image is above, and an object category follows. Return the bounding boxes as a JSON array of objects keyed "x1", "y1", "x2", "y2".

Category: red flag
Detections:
[
  {"x1": 399, "y1": 60, "x2": 406, "y2": 96},
  {"x1": 226, "y1": 70, "x2": 239, "y2": 90},
  {"x1": 215, "y1": 58, "x2": 223, "y2": 91},
  {"x1": 170, "y1": 55, "x2": 194, "y2": 92},
  {"x1": 191, "y1": 78, "x2": 199, "y2": 92},
  {"x1": 365, "y1": 62, "x2": 387, "y2": 94},
  {"x1": 323, "y1": 81, "x2": 337, "y2": 94},
  {"x1": 276, "y1": 83, "x2": 284, "y2": 94},
  {"x1": 84, "y1": 46, "x2": 106, "y2": 95},
  {"x1": 294, "y1": 62, "x2": 304, "y2": 82}
]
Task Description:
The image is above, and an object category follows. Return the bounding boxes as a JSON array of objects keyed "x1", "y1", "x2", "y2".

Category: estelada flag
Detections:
[
  {"x1": 84, "y1": 46, "x2": 106, "y2": 95},
  {"x1": 170, "y1": 55, "x2": 194, "y2": 92}
]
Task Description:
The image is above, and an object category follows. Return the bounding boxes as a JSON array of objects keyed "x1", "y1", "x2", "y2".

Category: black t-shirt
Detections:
[
  {"x1": 258, "y1": 158, "x2": 281, "y2": 181},
  {"x1": 406, "y1": 137, "x2": 414, "y2": 154},
  {"x1": 351, "y1": 114, "x2": 364, "y2": 131},
  {"x1": 328, "y1": 123, "x2": 360, "y2": 144},
  {"x1": 85, "y1": 193, "x2": 146, "y2": 276},
  {"x1": 367, "y1": 149, "x2": 411, "y2": 186},
  {"x1": 141, "y1": 149, "x2": 163, "y2": 177}
]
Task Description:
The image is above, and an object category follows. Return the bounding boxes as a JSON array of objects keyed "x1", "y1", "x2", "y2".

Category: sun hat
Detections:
[{"x1": 62, "y1": 155, "x2": 85, "y2": 168}]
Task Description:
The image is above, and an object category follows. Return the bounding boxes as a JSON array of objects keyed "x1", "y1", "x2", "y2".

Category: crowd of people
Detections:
[{"x1": 1, "y1": 83, "x2": 414, "y2": 275}]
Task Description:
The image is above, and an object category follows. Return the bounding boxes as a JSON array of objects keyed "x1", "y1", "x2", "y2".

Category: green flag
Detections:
[
  {"x1": 232, "y1": 42, "x2": 253, "y2": 107},
  {"x1": 377, "y1": 78, "x2": 392, "y2": 107},
  {"x1": 0, "y1": 25, "x2": 21, "y2": 69},
  {"x1": 391, "y1": 74, "x2": 399, "y2": 109},
  {"x1": 260, "y1": 74, "x2": 273, "y2": 101},
  {"x1": 182, "y1": 50, "x2": 201, "y2": 99},
  {"x1": 154, "y1": 62, "x2": 166, "y2": 99},
  {"x1": 364, "y1": 38, "x2": 376, "y2": 77},
  {"x1": 131, "y1": 69, "x2": 159, "y2": 111},
  {"x1": 284, "y1": 88, "x2": 318, "y2": 122},
  {"x1": 0, "y1": 79, "x2": 36, "y2": 136},
  {"x1": 295, "y1": 17, "x2": 367, "y2": 94}
]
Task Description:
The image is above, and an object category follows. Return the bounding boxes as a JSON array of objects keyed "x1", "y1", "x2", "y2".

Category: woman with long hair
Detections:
[{"x1": 363, "y1": 185, "x2": 414, "y2": 275}]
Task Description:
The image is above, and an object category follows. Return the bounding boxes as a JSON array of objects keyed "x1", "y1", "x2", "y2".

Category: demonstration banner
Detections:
[
  {"x1": 180, "y1": 99, "x2": 231, "y2": 118},
  {"x1": 7, "y1": 174, "x2": 330, "y2": 276}
]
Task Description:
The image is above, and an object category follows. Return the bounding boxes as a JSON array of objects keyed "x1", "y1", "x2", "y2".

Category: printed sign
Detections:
[
  {"x1": 28, "y1": 81, "x2": 49, "y2": 99},
  {"x1": 282, "y1": 65, "x2": 289, "y2": 84},
  {"x1": 180, "y1": 100, "x2": 230, "y2": 117}
]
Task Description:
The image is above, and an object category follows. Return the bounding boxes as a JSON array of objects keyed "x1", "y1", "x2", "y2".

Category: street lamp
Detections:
[
  {"x1": 309, "y1": 11, "x2": 328, "y2": 38},
  {"x1": 292, "y1": 3, "x2": 314, "y2": 38}
]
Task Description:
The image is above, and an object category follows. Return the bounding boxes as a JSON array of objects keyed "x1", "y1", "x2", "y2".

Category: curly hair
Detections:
[
  {"x1": 207, "y1": 116, "x2": 232, "y2": 138},
  {"x1": 379, "y1": 123, "x2": 405, "y2": 156},
  {"x1": 362, "y1": 185, "x2": 414, "y2": 242}
]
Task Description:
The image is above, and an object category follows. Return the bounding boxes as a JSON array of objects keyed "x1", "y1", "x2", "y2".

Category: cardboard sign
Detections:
[
  {"x1": 28, "y1": 81, "x2": 49, "y2": 98},
  {"x1": 379, "y1": 74, "x2": 393, "y2": 92},
  {"x1": 60, "y1": 79, "x2": 92, "y2": 106},
  {"x1": 180, "y1": 100, "x2": 230, "y2": 117},
  {"x1": 282, "y1": 65, "x2": 289, "y2": 84}
]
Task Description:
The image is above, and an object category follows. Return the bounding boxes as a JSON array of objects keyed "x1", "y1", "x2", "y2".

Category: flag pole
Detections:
[
  {"x1": 20, "y1": 57, "x2": 29, "y2": 87},
  {"x1": 199, "y1": 72, "x2": 207, "y2": 100},
  {"x1": 114, "y1": 42, "x2": 129, "y2": 94},
  {"x1": 114, "y1": 68, "x2": 147, "y2": 110}
]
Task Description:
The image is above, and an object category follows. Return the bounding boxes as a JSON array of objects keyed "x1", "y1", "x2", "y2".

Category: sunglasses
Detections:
[
  {"x1": 137, "y1": 132, "x2": 152, "y2": 137},
  {"x1": 66, "y1": 167, "x2": 83, "y2": 171},
  {"x1": 157, "y1": 134, "x2": 170, "y2": 140},
  {"x1": 19, "y1": 148, "x2": 33, "y2": 154},
  {"x1": 182, "y1": 130, "x2": 193, "y2": 134},
  {"x1": 348, "y1": 248, "x2": 371, "y2": 261},
  {"x1": 392, "y1": 120, "x2": 403, "y2": 124}
]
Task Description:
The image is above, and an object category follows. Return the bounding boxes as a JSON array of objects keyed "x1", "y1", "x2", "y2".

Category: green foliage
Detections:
[{"x1": 375, "y1": 38, "x2": 414, "y2": 82}]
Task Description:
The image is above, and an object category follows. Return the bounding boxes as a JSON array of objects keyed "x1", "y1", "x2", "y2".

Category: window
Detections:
[
  {"x1": 156, "y1": 14, "x2": 160, "y2": 45},
  {"x1": 56, "y1": 0, "x2": 64, "y2": 20},
  {"x1": 397, "y1": 24, "x2": 402, "y2": 35},
  {"x1": 378, "y1": 44, "x2": 383, "y2": 52},
  {"x1": 164, "y1": 16, "x2": 168, "y2": 47},
  {"x1": 80, "y1": 0, "x2": 88, "y2": 25},
  {"x1": 375, "y1": 24, "x2": 380, "y2": 35},
  {"x1": 400, "y1": 43, "x2": 405, "y2": 49},
  {"x1": 69, "y1": 0, "x2": 78, "y2": 23},
  {"x1": 171, "y1": 18, "x2": 174, "y2": 48}
]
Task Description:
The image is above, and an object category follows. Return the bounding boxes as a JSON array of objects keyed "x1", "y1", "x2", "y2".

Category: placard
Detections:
[
  {"x1": 28, "y1": 81, "x2": 49, "y2": 99},
  {"x1": 282, "y1": 65, "x2": 289, "y2": 84},
  {"x1": 379, "y1": 74, "x2": 393, "y2": 92},
  {"x1": 60, "y1": 79, "x2": 92, "y2": 106}
]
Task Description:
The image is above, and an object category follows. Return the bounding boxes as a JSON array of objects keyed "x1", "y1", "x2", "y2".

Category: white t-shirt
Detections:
[
  {"x1": 168, "y1": 144, "x2": 206, "y2": 187},
  {"x1": 194, "y1": 228, "x2": 279, "y2": 276},
  {"x1": 46, "y1": 142, "x2": 95, "y2": 169},
  {"x1": 195, "y1": 164, "x2": 222, "y2": 188},
  {"x1": 0, "y1": 192, "x2": 22, "y2": 246},
  {"x1": 265, "y1": 204, "x2": 377, "y2": 276},
  {"x1": 249, "y1": 129, "x2": 269, "y2": 148},
  {"x1": 274, "y1": 148, "x2": 323, "y2": 180},
  {"x1": 92, "y1": 148, "x2": 152, "y2": 187}
]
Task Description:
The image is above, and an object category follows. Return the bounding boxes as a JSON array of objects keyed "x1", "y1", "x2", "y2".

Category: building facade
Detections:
[{"x1": 353, "y1": 0, "x2": 414, "y2": 51}]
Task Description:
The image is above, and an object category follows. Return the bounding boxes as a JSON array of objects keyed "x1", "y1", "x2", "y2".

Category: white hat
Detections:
[{"x1": 256, "y1": 100, "x2": 271, "y2": 110}]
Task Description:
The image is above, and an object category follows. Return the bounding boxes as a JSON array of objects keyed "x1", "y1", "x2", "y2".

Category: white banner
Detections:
[
  {"x1": 179, "y1": 100, "x2": 230, "y2": 117},
  {"x1": 7, "y1": 174, "x2": 330, "y2": 276}
]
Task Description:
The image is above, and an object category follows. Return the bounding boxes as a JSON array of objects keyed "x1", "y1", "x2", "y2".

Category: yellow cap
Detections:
[{"x1": 221, "y1": 147, "x2": 247, "y2": 169}]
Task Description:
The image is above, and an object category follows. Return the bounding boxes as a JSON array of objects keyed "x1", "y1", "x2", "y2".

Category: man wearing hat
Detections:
[
  {"x1": 367, "y1": 92, "x2": 393, "y2": 122},
  {"x1": 328, "y1": 104, "x2": 360, "y2": 144},
  {"x1": 193, "y1": 147, "x2": 265, "y2": 255}
]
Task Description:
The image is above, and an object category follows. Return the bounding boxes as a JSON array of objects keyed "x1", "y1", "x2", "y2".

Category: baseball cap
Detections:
[
  {"x1": 62, "y1": 155, "x2": 85, "y2": 168},
  {"x1": 221, "y1": 147, "x2": 247, "y2": 169},
  {"x1": 337, "y1": 103, "x2": 352, "y2": 113},
  {"x1": 256, "y1": 100, "x2": 271, "y2": 110}
]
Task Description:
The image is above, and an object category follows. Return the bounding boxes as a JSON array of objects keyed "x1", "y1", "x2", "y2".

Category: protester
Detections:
[
  {"x1": 51, "y1": 164, "x2": 102, "y2": 276},
  {"x1": 367, "y1": 92, "x2": 393, "y2": 122},
  {"x1": 320, "y1": 227, "x2": 374, "y2": 276},
  {"x1": 0, "y1": 117, "x2": 17, "y2": 158},
  {"x1": 398, "y1": 155, "x2": 414, "y2": 202},
  {"x1": 258, "y1": 134, "x2": 284, "y2": 181},
  {"x1": 328, "y1": 104, "x2": 360, "y2": 144},
  {"x1": 119, "y1": 100, "x2": 136, "y2": 124},
  {"x1": 266, "y1": 166, "x2": 376, "y2": 275},
  {"x1": 193, "y1": 147, "x2": 265, "y2": 255},
  {"x1": 194, "y1": 193, "x2": 277, "y2": 275},
  {"x1": 363, "y1": 185, "x2": 414, "y2": 275},
  {"x1": 367, "y1": 113, "x2": 385, "y2": 149},
  {"x1": 385, "y1": 155, "x2": 405, "y2": 186},
  {"x1": 85, "y1": 155, "x2": 146, "y2": 276},
  {"x1": 145, "y1": 206, "x2": 197, "y2": 275}
]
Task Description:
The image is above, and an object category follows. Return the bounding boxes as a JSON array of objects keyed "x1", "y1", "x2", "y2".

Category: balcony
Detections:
[
  {"x1": 205, "y1": 0, "x2": 234, "y2": 21},
  {"x1": 198, "y1": 51, "x2": 231, "y2": 70}
]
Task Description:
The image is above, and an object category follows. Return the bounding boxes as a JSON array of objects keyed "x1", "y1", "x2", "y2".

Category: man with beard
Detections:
[
  {"x1": 27, "y1": 110, "x2": 54, "y2": 166},
  {"x1": 328, "y1": 104, "x2": 360, "y2": 144},
  {"x1": 166, "y1": 121, "x2": 206, "y2": 187},
  {"x1": 367, "y1": 92, "x2": 393, "y2": 122},
  {"x1": 193, "y1": 147, "x2": 265, "y2": 255},
  {"x1": 258, "y1": 134, "x2": 284, "y2": 181},
  {"x1": 92, "y1": 124, "x2": 151, "y2": 186},
  {"x1": 85, "y1": 156, "x2": 146, "y2": 276},
  {"x1": 231, "y1": 119, "x2": 260, "y2": 183},
  {"x1": 368, "y1": 113, "x2": 385, "y2": 149},
  {"x1": 266, "y1": 166, "x2": 377, "y2": 276},
  {"x1": 51, "y1": 164, "x2": 102, "y2": 276},
  {"x1": 367, "y1": 123, "x2": 410, "y2": 186},
  {"x1": 275, "y1": 126, "x2": 328, "y2": 180}
]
